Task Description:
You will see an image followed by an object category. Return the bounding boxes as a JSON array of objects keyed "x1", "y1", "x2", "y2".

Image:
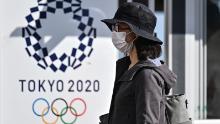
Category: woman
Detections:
[{"x1": 101, "y1": 2, "x2": 177, "y2": 124}]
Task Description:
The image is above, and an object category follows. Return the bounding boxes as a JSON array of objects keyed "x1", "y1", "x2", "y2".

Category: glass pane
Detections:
[
  {"x1": 155, "y1": 0, "x2": 165, "y2": 61},
  {"x1": 207, "y1": 0, "x2": 220, "y2": 119}
]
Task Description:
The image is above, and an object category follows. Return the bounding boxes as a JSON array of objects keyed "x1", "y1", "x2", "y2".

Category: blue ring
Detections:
[{"x1": 32, "y1": 98, "x2": 50, "y2": 117}]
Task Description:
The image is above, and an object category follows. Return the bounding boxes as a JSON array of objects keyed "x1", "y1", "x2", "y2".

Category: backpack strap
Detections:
[
  {"x1": 137, "y1": 66, "x2": 171, "y2": 124},
  {"x1": 136, "y1": 66, "x2": 166, "y2": 94},
  {"x1": 151, "y1": 67, "x2": 172, "y2": 124}
]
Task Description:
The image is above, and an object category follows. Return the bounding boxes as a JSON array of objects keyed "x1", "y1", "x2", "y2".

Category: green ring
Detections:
[{"x1": 60, "y1": 106, "x2": 78, "y2": 124}]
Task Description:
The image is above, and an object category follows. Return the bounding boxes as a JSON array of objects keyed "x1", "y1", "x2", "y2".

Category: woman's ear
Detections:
[{"x1": 126, "y1": 31, "x2": 137, "y2": 43}]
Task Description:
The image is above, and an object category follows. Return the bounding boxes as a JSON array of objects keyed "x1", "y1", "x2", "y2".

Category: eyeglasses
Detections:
[
  {"x1": 112, "y1": 22, "x2": 131, "y2": 32},
  {"x1": 112, "y1": 23, "x2": 119, "y2": 32}
]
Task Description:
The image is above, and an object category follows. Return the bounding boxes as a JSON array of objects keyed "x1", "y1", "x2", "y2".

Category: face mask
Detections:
[{"x1": 112, "y1": 31, "x2": 137, "y2": 55}]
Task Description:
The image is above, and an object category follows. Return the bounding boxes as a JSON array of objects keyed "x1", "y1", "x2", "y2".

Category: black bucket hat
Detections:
[{"x1": 101, "y1": 2, "x2": 163, "y2": 45}]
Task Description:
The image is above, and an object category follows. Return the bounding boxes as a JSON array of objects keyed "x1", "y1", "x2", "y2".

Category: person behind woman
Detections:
[{"x1": 101, "y1": 2, "x2": 177, "y2": 124}]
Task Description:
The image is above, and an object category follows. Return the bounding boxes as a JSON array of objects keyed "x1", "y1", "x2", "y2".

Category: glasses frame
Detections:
[{"x1": 112, "y1": 23, "x2": 119, "y2": 32}]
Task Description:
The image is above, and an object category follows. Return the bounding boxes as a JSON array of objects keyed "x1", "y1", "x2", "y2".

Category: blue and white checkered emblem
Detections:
[{"x1": 22, "y1": 0, "x2": 96, "y2": 72}]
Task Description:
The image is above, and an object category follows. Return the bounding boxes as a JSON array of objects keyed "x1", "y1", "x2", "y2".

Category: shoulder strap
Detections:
[
  {"x1": 136, "y1": 66, "x2": 171, "y2": 124},
  {"x1": 135, "y1": 66, "x2": 166, "y2": 95}
]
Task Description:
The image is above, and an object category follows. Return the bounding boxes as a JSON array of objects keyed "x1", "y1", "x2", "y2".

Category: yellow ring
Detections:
[{"x1": 41, "y1": 107, "x2": 59, "y2": 124}]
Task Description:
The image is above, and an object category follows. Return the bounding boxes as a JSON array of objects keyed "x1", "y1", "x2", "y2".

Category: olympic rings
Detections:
[
  {"x1": 32, "y1": 97, "x2": 87, "y2": 124},
  {"x1": 51, "y1": 98, "x2": 68, "y2": 117},
  {"x1": 70, "y1": 98, "x2": 87, "y2": 116},
  {"x1": 42, "y1": 107, "x2": 59, "y2": 124},
  {"x1": 60, "y1": 106, "x2": 77, "y2": 124},
  {"x1": 32, "y1": 98, "x2": 50, "y2": 116}
]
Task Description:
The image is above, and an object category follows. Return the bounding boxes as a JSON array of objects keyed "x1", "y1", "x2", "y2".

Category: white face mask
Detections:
[{"x1": 112, "y1": 31, "x2": 137, "y2": 55}]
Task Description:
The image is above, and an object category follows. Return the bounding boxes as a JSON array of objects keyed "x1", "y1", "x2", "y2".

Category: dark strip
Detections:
[
  {"x1": 68, "y1": 57, "x2": 71, "y2": 66},
  {"x1": 42, "y1": 58, "x2": 48, "y2": 67},
  {"x1": 26, "y1": 28, "x2": 31, "y2": 35},
  {"x1": 172, "y1": 0, "x2": 185, "y2": 34},
  {"x1": 25, "y1": 48, "x2": 31, "y2": 56},
  {"x1": 73, "y1": 63, "x2": 81, "y2": 69},
  {"x1": 28, "y1": 25, "x2": 36, "y2": 31},
  {"x1": 71, "y1": 58, "x2": 76, "y2": 67},
  {"x1": 37, "y1": 63, "x2": 46, "y2": 69},
  {"x1": 74, "y1": 7, "x2": 81, "y2": 13},
  {"x1": 119, "y1": 0, "x2": 127, "y2": 7},
  {"x1": 22, "y1": 28, "x2": 25, "y2": 37},
  {"x1": 88, "y1": 48, "x2": 93, "y2": 57},
  {"x1": 93, "y1": 28, "x2": 96, "y2": 38},
  {"x1": 132, "y1": 0, "x2": 148, "y2": 6}
]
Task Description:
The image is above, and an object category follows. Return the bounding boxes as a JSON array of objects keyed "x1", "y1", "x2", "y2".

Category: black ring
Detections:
[{"x1": 51, "y1": 98, "x2": 68, "y2": 116}]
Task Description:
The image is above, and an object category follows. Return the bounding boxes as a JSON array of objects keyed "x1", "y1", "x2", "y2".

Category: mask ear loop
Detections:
[
  {"x1": 125, "y1": 42, "x2": 134, "y2": 56},
  {"x1": 125, "y1": 32, "x2": 138, "y2": 56}
]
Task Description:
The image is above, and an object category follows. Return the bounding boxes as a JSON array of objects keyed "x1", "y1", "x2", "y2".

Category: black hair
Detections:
[{"x1": 134, "y1": 37, "x2": 162, "y2": 61}]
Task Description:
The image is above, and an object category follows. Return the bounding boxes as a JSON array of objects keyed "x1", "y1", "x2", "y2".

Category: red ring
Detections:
[{"x1": 69, "y1": 98, "x2": 87, "y2": 116}]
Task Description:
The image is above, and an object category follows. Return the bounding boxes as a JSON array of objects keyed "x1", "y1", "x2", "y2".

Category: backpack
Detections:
[
  {"x1": 99, "y1": 92, "x2": 192, "y2": 124},
  {"x1": 99, "y1": 67, "x2": 192, "y2": 124},
  {"x1": 99, "y1": 95, "x2": 192, "y2": 124},
  {"x1": 153, "y1": 67, "x2": 192, "y2": 124},
  {"x1": 164, "y1": 94, "x2": 192, "y2": 124}
]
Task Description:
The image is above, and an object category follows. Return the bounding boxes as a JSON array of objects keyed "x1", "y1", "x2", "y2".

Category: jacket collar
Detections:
[{"x1": 115, "y1": 56, "x2": 177, "y2": 95}]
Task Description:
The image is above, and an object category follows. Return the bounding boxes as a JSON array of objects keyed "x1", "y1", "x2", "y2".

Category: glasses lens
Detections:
[
  {"x1": 112, "y1": 25, "x2": 115, "y2": 31},
  {"x1": 112, "y1": 24, "x2": 118, "y2": 32}
]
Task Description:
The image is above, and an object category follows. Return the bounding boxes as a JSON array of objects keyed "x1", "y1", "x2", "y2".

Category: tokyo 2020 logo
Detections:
[
  {"x1": 22, "y1": 0, "x2": 96, "y2": 72},
  {"x1": 32, "y1": 97, "x2": 87, "y2": 124}
]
